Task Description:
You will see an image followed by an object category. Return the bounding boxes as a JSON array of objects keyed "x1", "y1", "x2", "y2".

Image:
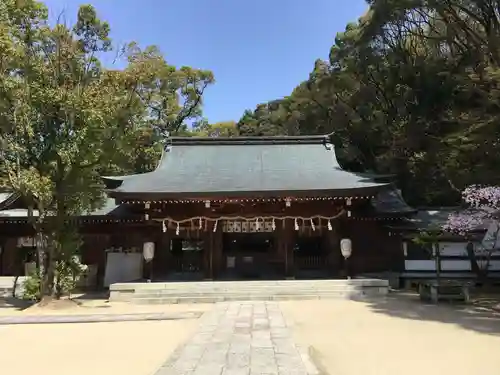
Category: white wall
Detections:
[
  {"x1": 104, "y1": 253, "x2": 143, "y2": 287},
  {"x1": 405, "y1": 260, "x2": 436, "y2": 271},
  {"x1": 403, "y1": 241, "x2": 500, "y2": 272}
]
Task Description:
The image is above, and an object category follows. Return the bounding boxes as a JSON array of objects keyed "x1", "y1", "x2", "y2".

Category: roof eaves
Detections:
[{"x1": 105, "y1": 185, "x2": 391, "y2": 200}]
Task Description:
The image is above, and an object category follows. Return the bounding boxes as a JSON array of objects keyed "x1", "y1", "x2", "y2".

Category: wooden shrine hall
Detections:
[{"x1": 0, "y1": 135, "x2": 415, "y2": 287}]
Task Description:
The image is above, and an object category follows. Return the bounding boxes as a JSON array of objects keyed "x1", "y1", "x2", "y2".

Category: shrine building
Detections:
[{"x1": 0, "y1": 135, "x2": 454, "y2": 289}]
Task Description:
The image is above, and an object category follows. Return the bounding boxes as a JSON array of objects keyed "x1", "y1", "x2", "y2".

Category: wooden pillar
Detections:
[
  {"x1": 95, "y1": 234, "x2": 110, "y2": 289},
  {"x1": 271, "y1": 222, "x2": 282, "y2": 276},
  {"x1": 324, "y1": 221, "x2": 341, "y2": 277},
  {"x1": 203, "y1": 223, "x2": 215, "y2": 280},
  {"x1": 212, "y1": 224, "x2": 223, "y2": 279},
  {"x1": 275, "y1": 221, "x2": 285, "y2": 276},
  {"x1": 283, "y1": 219, "x2": 295, "y2": 278},
  {"x1": 203, "y1": 222, "x2": 224, "y2": 280}
]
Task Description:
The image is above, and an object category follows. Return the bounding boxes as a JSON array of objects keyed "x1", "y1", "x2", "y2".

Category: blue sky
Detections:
[{"x1": 42, "y1": 0, "x2": 368, "y2": 123}]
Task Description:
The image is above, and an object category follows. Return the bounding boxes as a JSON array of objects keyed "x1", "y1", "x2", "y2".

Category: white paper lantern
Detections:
[
  {"x1": 143, "y1": 242, "x2": 155, "y2": 262},
  {"x1": 340, "y1": 238, "x2": 352, "y2": 259}
]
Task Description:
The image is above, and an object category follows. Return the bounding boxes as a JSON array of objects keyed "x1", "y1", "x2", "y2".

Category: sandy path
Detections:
[
  {"x1": 280, "y1": 297, "x2": 500, "y2": 375},
  {"x1": 0, "y1": 298, "x2": 213, "y2": 375},
  {"x1": 0, "y1": 317, "x2": 200, "y2": 375}
]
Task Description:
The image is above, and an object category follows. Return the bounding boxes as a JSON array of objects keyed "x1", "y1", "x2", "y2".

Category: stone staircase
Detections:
[{"x1": 109, "y1": 279, "x2": 389, "y2": 304}]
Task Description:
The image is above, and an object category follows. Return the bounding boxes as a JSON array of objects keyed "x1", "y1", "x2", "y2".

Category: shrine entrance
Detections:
[
  {"x1": 222, "y1": 232, "x2": 276, "y2": 279},
  {"x1": 294, "y1": 234, "x2": 330, "y2": 278},
  {"x1": 168, "y1": 237, "x2": 204, "y2": 280}
]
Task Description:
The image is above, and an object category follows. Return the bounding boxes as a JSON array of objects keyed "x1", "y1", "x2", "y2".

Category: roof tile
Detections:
[{"x1": 108, "y1": 135, "x2": 390, "y2": 198}]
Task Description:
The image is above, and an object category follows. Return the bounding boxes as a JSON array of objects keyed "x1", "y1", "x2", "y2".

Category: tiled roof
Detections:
[{"x1": 105, "y1": 135, "x2": 391, "y2": 199}]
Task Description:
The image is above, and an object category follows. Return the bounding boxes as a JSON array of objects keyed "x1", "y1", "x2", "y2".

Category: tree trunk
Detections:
[
  {"x1": 11, "y1": 275, "x2": 19, "y2": 298},
  {"x1": 11, "y1": 248, "x2": 23, "y2": 298},
  {"x1": 434, "y1": 243, "x2": 440, "y2": 287},
  {"x1": 35, "y1": 232, "x2": 45, "y2": 277},
  {"x1": 40, "y1": 241, "x2": 56, "y2": 303},
  {"x1": 55, "y1": 265, "x2": 63, "y2": 298},
  {"x1": 466, "y1": 241, "x2": 481, "y2": 277}
]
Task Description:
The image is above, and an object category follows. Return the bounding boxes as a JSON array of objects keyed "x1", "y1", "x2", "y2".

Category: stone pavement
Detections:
[
  {"x1": 155, "y1": 301, "x2": 317, "y2": 375},
  {"x1": 0, "y1": 311, "x2": 202, "y2": 325}
]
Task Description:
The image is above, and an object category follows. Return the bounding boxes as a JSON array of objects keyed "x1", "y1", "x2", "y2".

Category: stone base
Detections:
[{"x1": 109, "y1": 278, "x2": 390, "y2": 304}]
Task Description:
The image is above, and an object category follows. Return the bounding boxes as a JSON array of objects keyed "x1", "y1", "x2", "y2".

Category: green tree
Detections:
[
  {"x1": 192, "y1": 120, "x2": 239, "y2": 137},
  {"x1": 237, "y1": 0, "x2": 500, "y2": 207},
  {"x1": 0, "y1": 1, "x2": 214, "y2": 300}
]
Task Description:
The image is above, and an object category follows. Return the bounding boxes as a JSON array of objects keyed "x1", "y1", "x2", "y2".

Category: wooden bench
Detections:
[{"x1": 418, "y1": 280, "x2": 473, "y2": 303}]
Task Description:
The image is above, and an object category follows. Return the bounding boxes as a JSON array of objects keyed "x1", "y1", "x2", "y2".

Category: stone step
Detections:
[
  {"x1": 116, "y1": 280, "x2": 388, "y2": 289},
  {"x1": 133, "y1": 284, "x2": 364, "y2": 290},
  {"x1": 128, "y1": 291, "x2": 370, "y2": 299},
  {"x1": 109, "y1": 279, "x2": 390, "y2": 303},
  {"x1": 131, "y1": 285, "x2": 370, "y2": 292},
  {"x1": 128, "y1": 284, "x2": 378, "y2": 289},
  {"x1": 129, "y1": 292, "x2": 369, "y2": 305},
  {"x1": 131, "y1": 287, "x2": 377, "y2": 297}
]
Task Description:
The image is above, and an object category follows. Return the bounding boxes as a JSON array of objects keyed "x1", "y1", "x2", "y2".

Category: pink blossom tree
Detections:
[{"x1": 443, "y1": 185, "x2": 500, "y2": 279}]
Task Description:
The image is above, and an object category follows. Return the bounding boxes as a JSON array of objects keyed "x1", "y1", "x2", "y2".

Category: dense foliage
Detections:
[
  {"x1": 236, "y1": 0, "x2": 500, "y2": 207},
  {"x1": 0, "y1": 0, "x2": 213, "y2": 298}
]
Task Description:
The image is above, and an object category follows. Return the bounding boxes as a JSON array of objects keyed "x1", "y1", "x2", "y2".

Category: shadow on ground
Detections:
[
  {"x1": 66, "y1": 291, "x2": 112, "y2": 309},
  {"x1": 0, "y1": 291, "x2": 110, "y2": 312},
  {"x1": 71, "y1": 291, "x2": 110, "y2": 300},
  {"x1": 364, "y1": 292, "x2": 500, "y2": 336},
  {"x1": 0, "y1": 297, "x2": 33, "y2": 311}
]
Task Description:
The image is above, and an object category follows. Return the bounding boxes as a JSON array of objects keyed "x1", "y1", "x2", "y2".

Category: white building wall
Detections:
[{"x1": 403, "y1": 241, "x2": 500, "y2": 272}]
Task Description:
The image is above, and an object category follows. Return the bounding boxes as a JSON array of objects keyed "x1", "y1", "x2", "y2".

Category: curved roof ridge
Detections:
[{"x1": 168, "y1": 134, "x2": 332, "y2": 146}]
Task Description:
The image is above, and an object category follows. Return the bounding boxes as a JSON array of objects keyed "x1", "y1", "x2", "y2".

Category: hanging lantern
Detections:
[
  {"x1": 143, "y1": 242, "x2": 155, "y2": 262},
  {"x1": 162, "y1": 220, "x2": 167, "y2": 233},
  {"x1": 294, "y1": 218, "x2": 299, "y2": 231},
  {"x1": 340, "y1": 238, "x2": 352, "y2": 259},
  {"x1": 285, "y1": 198, "x2": 291, "y2": 207},
  {"x1": 327, "y1": 220, "x2": 332, "y2": 231},
  {"x1": 347, "y1": 210, "x2": 351, "y2": 217}
]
